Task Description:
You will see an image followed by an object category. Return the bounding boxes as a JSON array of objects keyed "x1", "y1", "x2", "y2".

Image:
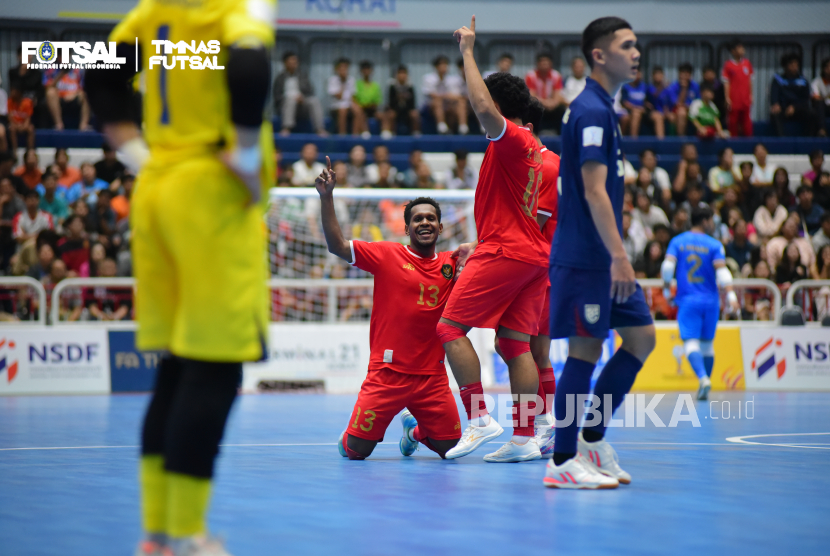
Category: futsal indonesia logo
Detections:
[
  {"x1": 36, "y1": 41, "x2": 57, "y2": 64},
  {"x1": 751, "y1": 337, "x2": 786, "y2": 380},
  {"x1": 0, "y1": 338, "x2": 19, "y2": 383}
]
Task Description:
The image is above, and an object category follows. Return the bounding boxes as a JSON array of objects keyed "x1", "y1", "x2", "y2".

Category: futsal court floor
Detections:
[{"x1": 1, "y1": 391, "x2": 828, "y2": 556}]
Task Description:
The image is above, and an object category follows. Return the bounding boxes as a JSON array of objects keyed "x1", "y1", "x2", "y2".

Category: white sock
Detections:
[
  {"x1": 471, "y1": 413, "x2": 490, "y2": 427},
  {"x1": 535, "y1": 413, "x2": 552, "y2": 428},
  {"x1": 511, "y1": 435, "x2": 531, "y2": 445},
  {"x1": 407, "y1": 428, "x2": 417, "y2": 443}
]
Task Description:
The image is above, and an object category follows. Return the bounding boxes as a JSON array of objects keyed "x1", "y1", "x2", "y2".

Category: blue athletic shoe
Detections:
[
  {"x1": 338, "y1": 431, "x2": 348, "y2": 457},
  {"x1": 399, "y1": 410, "x2": 419, "y2": 456}
]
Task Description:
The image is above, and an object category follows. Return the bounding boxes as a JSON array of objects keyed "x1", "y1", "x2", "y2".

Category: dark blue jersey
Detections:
[{"x1": 551, "y1": 77, "x2": 624, "y2": 271}]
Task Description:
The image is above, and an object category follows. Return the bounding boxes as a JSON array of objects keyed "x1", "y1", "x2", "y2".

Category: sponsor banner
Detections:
[
  {"x1": 0, "y1": 328, "x2": 110, "y2": 395},
  {"x1": 633, "y1": 325, "x2": 745, "y2": 392},
  {"x1": 243, "y1": 323, "x2": 371, "y2": 394},
  {"x1": 741, "y1": 328, "x2": 830, "y2": 391},
  {"x1": 109, "y1": 330, "x2": 162, "y2": 392}
]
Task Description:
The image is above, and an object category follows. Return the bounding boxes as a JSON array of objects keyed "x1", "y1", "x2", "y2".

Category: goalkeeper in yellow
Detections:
[{"x1": 84, "y1": 1, "x2": 276, "y2": 554}]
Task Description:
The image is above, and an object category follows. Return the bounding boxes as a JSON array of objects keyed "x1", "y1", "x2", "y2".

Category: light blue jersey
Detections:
[{"x1": 666, "y1": 231, "x2": 725, "y2": 306}]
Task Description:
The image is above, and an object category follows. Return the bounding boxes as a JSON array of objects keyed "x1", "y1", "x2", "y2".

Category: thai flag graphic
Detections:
[
  {"x1": 0, "y1": 338, "x2": 18, "y2": 383},
  {"x1": 751, "y1": 337, "x2": 786, "y2": 379}
]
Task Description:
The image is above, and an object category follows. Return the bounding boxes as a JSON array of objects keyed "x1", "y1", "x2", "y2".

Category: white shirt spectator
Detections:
[
  {"x1": 444, "y1": 165, "x2": 478, "y2": 190},
  {"x1": 421, "y1": 73, "x2": 463, "y2": 107},
  {"x1": 751, "y1": 162, "x2": 775, "y2": 186},
  {"x1": 651, "y1": 166, "x2": 671, "y2": 192},
  {"x1": 562, "y1": 75, "x2": 587, "y2": 103},
  {"x1": 327, "y1": 75, "x2": 356, "y2": 110},
  {"x1": 614, "y1": 89, "x2": 627, "y2": 116},
  {"x1": 632, "y1": 205, "x2": 669, "y2": 234},
  {"x1": 284, "y1": 75, "x2": 300, "y2": 99},
  {"x1": 13, "y1": 210, "x2": 53, "y2": 239},
  {"x1": 752, "y1": 204, "x2": 788, "y2": 238},
  {"x1": 365, "y1": 163, "x2": 397, "y2": 185},
  {"x1": 811, "y1": 76, "x2": 830, "y2": 106},
  {"x1": 291, "y1": 159, "x2": 325, "y2": 187}
]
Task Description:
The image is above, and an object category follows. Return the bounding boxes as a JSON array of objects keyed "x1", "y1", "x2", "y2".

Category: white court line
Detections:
[{"x1": 726, "y1": 432, "x2": 830, "y2": 450}]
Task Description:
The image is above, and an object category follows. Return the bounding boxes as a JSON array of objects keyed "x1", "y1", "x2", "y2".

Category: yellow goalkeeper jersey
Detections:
[{"x1": 110, "y1": 0, "x2": 276, "y2": 157}]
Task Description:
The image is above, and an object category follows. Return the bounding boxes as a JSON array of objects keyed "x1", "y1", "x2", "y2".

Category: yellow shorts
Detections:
[{"x1": 131, "y1": 155, "x2": 269, "y2": 362}]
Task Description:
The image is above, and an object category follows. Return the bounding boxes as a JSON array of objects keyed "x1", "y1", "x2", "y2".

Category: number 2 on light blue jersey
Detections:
[{"x1": 686, "y1": 253, "x2": 703, "y2": 284}]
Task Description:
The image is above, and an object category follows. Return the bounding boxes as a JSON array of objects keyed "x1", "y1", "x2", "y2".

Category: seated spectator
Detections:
[
  {"x1": 653, "y1": 223, "x2": 672, "y2": 251},
  {"x1": 273, "y1": 52, "x2": 325, "y2": 136},
  {"x1": 754, "y1": 189, "x2": 789, "y2": 240},
  {"x1": 7, "y1": 85, "x2": 35, "y2": 151},
  {"x1": 767, "y1": 216, "x2": 816, "y2": 270},
  {"x1": 770, "y1": 53, "x2": 826, "y2": 137},
  {"x1": 639, "y1": 148, "x2": 671, "y2": 193},
  {"x1": 680, "y1": 183, "x2": 708, "y2": 215},
  {"x1": 772, "y1": 167, "x2": 795, "y2": 209},
  {"x1": 52, "y1": 148, "x2": 81, "y2": 188},
  {"x1": 353, "y1": 60, "x2": 382, "y2": 139},
  {"x1": 622, "y1": 210, "x2": 647, "y2": 267},
  {"x1": 291, "y1": 143, "x2": 325, "y2": 186},
  {"x1": 632, "y1": 190, "x2": 669, "y2": 236},
  {"x1": 725, "y1": 219, "x2": 757, "y2": 274},
  {"x1": 366, "y1": 145, "x2": 397, "y2": 185},
  {"x1": 635, "y1": 166, "x2": 657, "y2": 196},
  {"x1": 811, "y1": 58, "x2": 830, "y2": 118},
  {"x1": 792, "y1": 185, "x2": 825, "y2": 235},
  {"x1": 57, "y1": 214, "x2": 90, "y2": 275},
  {"x1": 750, "y1": 143, "x2": 775, "y2": 187},
  {"x1": 722, "y1": 39, "x2": 754, "y2": 137},
  {"x1": 818, "y1": 244, "x2": 830, "y2": 280},
  {"x1": 456, "y1": 58, "x2": 481, "y2": 135},
  {"x1": 660, "y1": 62, "x2": 700, "y2": 136},
  {"x1": 671, "y1": 207, "x2": 691, "y2": 235},
  {"x1": 85, "y1": 258, "x2": 131, "y2": 321},
  {"x1": 645, "y1": 66, "x2": 667, "y2": 138},
  {"x1": 14, "y1": 148, "x2": 41, "y2": 189},
  {"x1": 86, "y1": 189, "x2": 117, "y2": 246},
  {"x1": 525, "y1": 52, "x2": 565, "y2": 134},
  {"x1": 346, "y1": 145, "x2": 370, "y2": 188},
  {"x1": 43, "y1": 68, "x2": 90, "y2": 131},
  {"x1": 67, "y1": 162, "x2": 108, "y2": 205},
  {"x1": 111, "y1": 172, "x2": 134, "y2": 222},
  {"x1": 689, "y1": 83, "x2": 726, "y2": 139},
  {"x1": 37, "y1": 172, "x2": 69, "y2": 225},
  {"x1": 444, "y1": 149, "x2": 478, "y2": 190},
  {"x1": 0, "y1": 176, "x2": 22, "y2": 272},
  {"x1": 813, "y1": 212, "x2": 830, "y2": 253},
  {"x1": 561, "y1": 57, "x2": 588, "y2": 105},
  {"x1": 701, "y1": 65, "x2": 726, "y2": 122},
  {"x1": 8, "y1": 47, "x2": 43, "y2": 104},
  {"x1": 13, "y1": 190, "x2": 53, "y2": 246},
  {"x1": 621, "y1": 68, "x2": 648, "y2": 138},
  {"x1": 396, "y1": 150, "x2": 422, "y2": 188},
  {"x1": 423, "y1": 55, "x2": 467, "y2": 135},
  {"x1": 774, "y1": 243, "x2": 809, "y2": 290},
  {"x1": 372, "y1": 162, "x2": 395, "y2": 188},
  {"x1": 709, "y1": 147, "x2": 738, "y2": 194},
  {"x1": 635, "y1": 240, "x2": 665, "y2": 279},
  {"x1": 385, "y1": 65, "x2": 420, "y2": 138},
  {"x1": 328, "y1": 58, "x2": 357, "y2": 136},
  {"x1": 413, "y1": 161, "x2": 436, "y2": 189},
  {"x1": 26, "y1": 242, "x2": 55, "y2": 281},
  {"x1": 816, "y1": 171, "x2": 830, "y2": 209},
  {"x1": 672, "y1": 142, "x2": 699, "y2": 198},
  {"x1": 735, "y1": 160, "x2": 758, "y2": 215},
  {"x1": 484, "y1": 53, "x2": 514, "y2": 78},
  {"x1": 93, "y1": 143, "x2": 126, "y2": 184},
  {"x1": 802, "y1": 149, "x2": 825, "y2": 187}
]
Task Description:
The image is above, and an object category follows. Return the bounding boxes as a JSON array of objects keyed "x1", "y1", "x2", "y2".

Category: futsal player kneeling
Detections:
[
  {"x1": 546, "y1": 18, "x2": 655, "y2": 489},
  {"x1": 84, "y1": 1, "x2": 276, "y2": 553},
  {"x1": 315, "y1": 158, "x2": 464, "y2": 460}
]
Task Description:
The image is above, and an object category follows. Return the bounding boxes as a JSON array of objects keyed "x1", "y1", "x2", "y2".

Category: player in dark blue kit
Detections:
[
  {"x1": 544, "y1": 17, "x2": 656, "y2": 490},
  {"x1": 661, "y1": 207, "x2": 741, "y2": 401}
]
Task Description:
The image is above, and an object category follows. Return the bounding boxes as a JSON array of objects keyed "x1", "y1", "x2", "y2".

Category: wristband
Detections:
[
  {"x1": 119, "y1": 137, "x2": 150, "y2": 173},
  {"x1": 234, "y1": 144, "x2": 262, "y2": 174},
  {"x1": 727, "y1": 290, "x2": 738, "y2": 305}
]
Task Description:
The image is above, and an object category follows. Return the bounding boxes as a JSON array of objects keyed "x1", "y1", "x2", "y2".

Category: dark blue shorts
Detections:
[{"x1": 548, "y1": 264, "x2": 654, "y2": 340}]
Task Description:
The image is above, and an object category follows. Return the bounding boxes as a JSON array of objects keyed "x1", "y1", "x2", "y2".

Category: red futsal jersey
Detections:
[
  {"x1": 350, "y1": 241, "x2": 457, "y2": 375},
  {"x1": 537, "y1": 147, "x2": 561, "y2": 245},
  {"x1": 475, "y1": 118, "x2": 548, "y2": 266},
  {"x1": 721, "y1": 58, "x2": 753, "y2": 109}
]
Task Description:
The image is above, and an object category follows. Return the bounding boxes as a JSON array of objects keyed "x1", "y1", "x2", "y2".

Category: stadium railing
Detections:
[
  {"x1": 0, "y1": 277, "x2": 47, "y2": 325},
  {"x1": 784, "y1": 279, "x2": 830, "y2": 323},
  {"x1": 50, "y1": 277, "x2": 136, "y2": 327}
]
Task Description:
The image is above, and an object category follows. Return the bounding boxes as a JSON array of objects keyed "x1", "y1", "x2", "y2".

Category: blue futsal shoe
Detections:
[
  {"x1": 399, "y1": 410, "x2": 419, "y2": 456},
  {"x1": 338, "y1": 431, "x2": 348, "y2": 457}
]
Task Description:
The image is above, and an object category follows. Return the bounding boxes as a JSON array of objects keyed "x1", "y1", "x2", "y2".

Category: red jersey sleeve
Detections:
[
  {"x1": 537, "y1": 148, "x2": 560, "y2": 219},
  {"x1": 747, "y1": 60, "x2": 753, "y2": 76},
  {"x1": 721, "y1": 62, "x2": 731, "y2": 83},
  {"x1": 488, "y1": 117, "x2": 532, "y2": 160},
  {"x1": 350, "y1": 240, "x2": 395, "y2": 275}
]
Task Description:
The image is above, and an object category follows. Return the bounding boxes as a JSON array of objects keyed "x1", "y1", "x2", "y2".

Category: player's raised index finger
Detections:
[
  {"x1": 326, "y1": 156, "x2": 332, "y2": 171},
  {"x1": 470, "y1": 15, "x2": 475, "y2": 32}
]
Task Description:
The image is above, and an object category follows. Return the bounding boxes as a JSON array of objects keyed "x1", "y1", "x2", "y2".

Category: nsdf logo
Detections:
[
  {"x1": 28, "y1": 342, "x2": 100, "y2": 364},
  {"x1": 0, "y1": 338, "x2": 19, "y2": 383},
  {"x1": 751, "y1": 337, "x2": 786, "y2": 380},
  {"x1": 793, "y1": 342, "x2": 829, "y2": 363}
]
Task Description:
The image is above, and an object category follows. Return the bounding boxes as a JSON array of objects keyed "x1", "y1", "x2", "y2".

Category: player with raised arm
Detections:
[
  {"x1": 314, "y1": 158, "x2": 464, "y2": 461},
  {"x1": 493, "y1": 97, "x2": 560, "y2": 454},
  {"x1": 437, "y1": 16, "x2": 549, "y2": 463},
  {"x1": 83, "y1": 1, "x2": 276, "y2": 554},
  {"x1": 545, "y1": 17, "x2": 656, "y2": 490},
  {"x1": 661, "y1": 207, "x2": 741, "y2": 401}
]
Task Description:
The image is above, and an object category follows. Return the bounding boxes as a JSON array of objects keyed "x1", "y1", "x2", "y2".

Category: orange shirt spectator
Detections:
[
  {"x1": 111, "y1": 174, "x2": 134, "y2": 221},
  {"x1": 8, "y1": 95, "x2": 33, "y2": 126},
  {"x1": 14, "y1": 149, "x2": 42, "y2": 189},
  {"x1": 52, "y1": 148, "x2": 81, "y2": 188}
]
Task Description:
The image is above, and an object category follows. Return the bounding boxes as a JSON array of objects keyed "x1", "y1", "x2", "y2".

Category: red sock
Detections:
[
  {"x1": 537, "y1": 365, "x2": 556, "y2": 414},
  {"x1": 513, "y1": 401, "x2": 534, "y2": 436},
  {"x1": 342, "y1": 433, "x2": 366, "y2": 460},
  {"x1": 459, "y1": 382, "x2": 487, "y2": 420},
  {"x1": 413, "y1": 426, "x2": 445, "y2": 459}
]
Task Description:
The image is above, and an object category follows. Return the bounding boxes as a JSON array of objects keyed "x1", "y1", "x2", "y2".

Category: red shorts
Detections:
[
  {"x1": 537, "y1": 285, "x2": 551, "y2": 337},
  {"x1": 442, "y1": 251, "x2": 548, "y2": 335},
  {"x1": 346, "y1": 367, "x2": 462, "y2": 442}
]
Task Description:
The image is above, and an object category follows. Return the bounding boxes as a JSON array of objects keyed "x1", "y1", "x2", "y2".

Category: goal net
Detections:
[{"x1": 266, "y1": 188, "x2": 477, "y2": 322}]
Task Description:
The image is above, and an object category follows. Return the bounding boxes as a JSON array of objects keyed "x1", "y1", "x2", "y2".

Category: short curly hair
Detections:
[
  {"x1": 483, "y1": 72, "x2": 531, "y2": 121},
  {"x1": 404, "y1": 197, "x2": 441, "y2": 226},
  {"x1": 522, "y1": 97, "x2": 544, "y2": 133}
]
